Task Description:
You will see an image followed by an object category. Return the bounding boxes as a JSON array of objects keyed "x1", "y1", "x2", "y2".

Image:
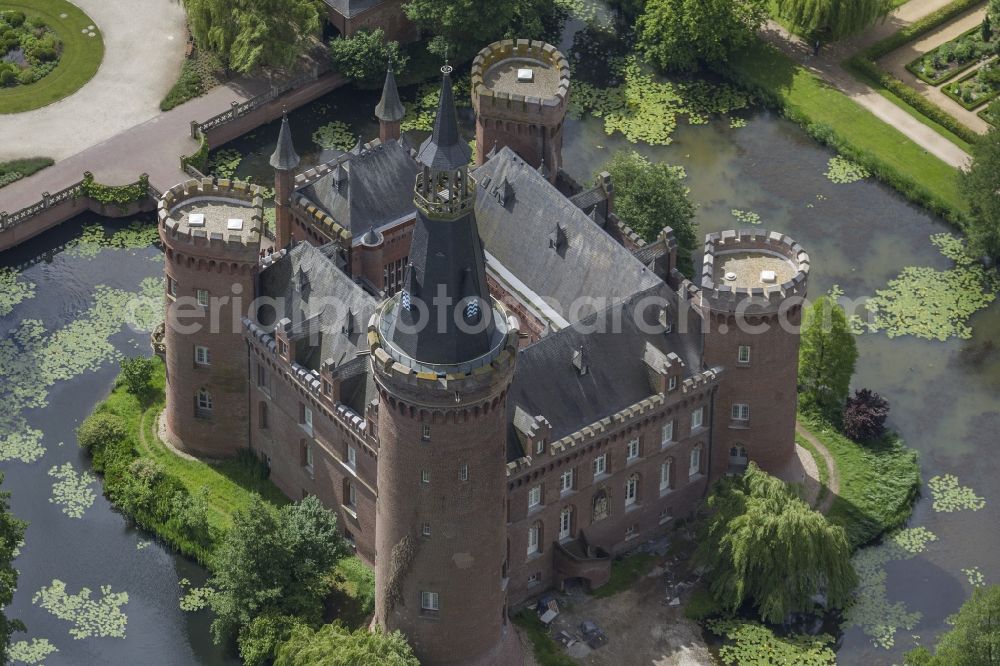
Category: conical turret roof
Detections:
[
  {"x1": 375, "y1": 64, "x2": 405, "y2": 122},
  {"x1": 269, "y1": 113, "x2": 300, "y2": 171},
  {"x1": 416, "y1": 66, "x2": 472, "y2": 172}
]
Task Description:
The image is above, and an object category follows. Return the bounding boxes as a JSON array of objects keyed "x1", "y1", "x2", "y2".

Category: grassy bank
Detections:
[
  {"x1": 798, "y1": 411, "x2": 921, "y2": 549},
  {"x1": 726, "y1": 41, "x2": 967, "y2": 224},
  {"x1": 0, "y1": 0, "x2": 104, "y2": 113},
  {"x1": 83, "y1": 357, "x2": 287, "y2": 563},
  {"x1": 0, "y1": 157, "x2": 52, "y2": 189}
]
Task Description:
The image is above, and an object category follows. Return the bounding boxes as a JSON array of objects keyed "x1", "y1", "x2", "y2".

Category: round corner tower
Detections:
[
  {"x1": 696, "y1": 229, "x2": 810, "y2": 477},
  {"x1": 158, "y1": 179, "x2": 265, "y2": 458},
  {"x1": 471, "y1": 38, "x2": 569, "y2": 181}
]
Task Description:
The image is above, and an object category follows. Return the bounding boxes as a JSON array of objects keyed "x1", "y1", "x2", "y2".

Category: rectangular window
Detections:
[
  {"x1": 167, "y1": 277, "x2": 177, "y2": 297},
  {"x1": 661, "y1": 421, "x2": 674, "y2": 447},
  {"x1": 257, "y1": 363, "x2": 268, "y2": 388},
  {"x1": 196, "y1": 389, "x2": 212, "y2": 413},
  {"x1": 278, "y1": 339, "x2": 288, "y2": 356},
  {"x1": 301, "y1": 405, "x2": 313, "y2": 435},
  {"x1": 527, "y1": 525, "x2": 540, "y2": 555},
  {"x1": 691, "y1": 407, "x2": 704, "y2": 431},
  {"x1": 660, "y1": 460, "x2": 672, "y2": 492},
  {"x1": 559, "y1": 469, "x2": 574, "y2": 493},
  {"x1": 689, "y1": 446, "x2": 702, "y2": 477},
  {"x1": 535, "y1": 439, "x2": 545, "y2": 455},
  {"x1": 528, "y1": 485, "x2": 542, "y2": 508},
  {"x1": 421, "y1": 424, "x2": 431, "y2": 441},
  {"x1": 348, "y1": 483, "x2": 357, "y2": 507},
  {"x1": 195, "y1": 345, "x2": 211, "y2": 366},
  {"x1": 659, "y1": 508, "x2": 674, "y2": 525},
  {"x1": 732, "y1": 403, "x2": 750, "y2": 421},
  {"x1": 627, "y1": 438, "x2": 640, "y2": 461},
  {"x1": 668, "y1": 375, "x2": 678, "y2": 391},
  {"x1": 422, "y1": 522, "x2": 431, "y2": 537},
  {"x1": 738, "y1": 345, "x2": 751, "y2": 365},
  {"x1": 301, "y1": 441, "x2": 313, "y2": 470},
  {"x1": 625, "y1": 476, "x2": 638, "y2": 506},
  {"x1": 559, "y1": 510, "x2": 571, "y2": 540},
  {"x1": 196, "y1": 289, "x2": 209, "y2": 307},
  {"x1": 420, "y1": 591, "x2": 439, "y2": 612},
  {"x1": 459, "y1": 464, "x2": 469, "y2": 481},
  {"x1": 593, "y1": 453, "x2": 607, "y2": 477},
  {"x1": 347, "y1": 445, "x2": 356, "y2": 468},
  {"x1": 322, "y1": 380, "x2": 331, "y2": 395},
  {"x1": 421, "y1": 470, "x2": 430, "y2": 485}
]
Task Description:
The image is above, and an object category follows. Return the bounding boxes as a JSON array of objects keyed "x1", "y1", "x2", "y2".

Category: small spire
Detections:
[
  {"x1": 269, "y1": 109, "x2": 300, "y2": 171},
  {"x1": 375, "y1": 60, "x2": 405, "y2": 123},
  {"x1": 416, "y1": 65, "x2": 472, "y2": 171}
]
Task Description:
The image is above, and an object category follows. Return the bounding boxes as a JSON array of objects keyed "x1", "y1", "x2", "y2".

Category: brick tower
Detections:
[
  {"x1": 697, "y1": 230, "x2": 810, "y2": 477},
  {"x1": 159, "y1": 179, "x2": 265, "y2": 457},
  {"x1": 471, "y1": 39, "x2": 569, "y2": 182},
  {"x1": 371, "y1": 66, "x2": 523, "y2": 665},
  {"x1": 270, "y1": 112, "x2": 300, "y2": 248}
]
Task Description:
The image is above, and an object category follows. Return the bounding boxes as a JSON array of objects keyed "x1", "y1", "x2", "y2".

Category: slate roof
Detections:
[
  {"x1": 322, "y1": 0, "x2": 384, "y2": 18},
  {"x1": 504, "y1": 284, "x2": 703, "y2": 462},
  {"x1": 270, "y1": 114, "x2": 300, "y2": 171},
  {"x1": 301, "y1": 139, "x2": 420, "y2": 238},
  {"x1": 257, "y1": 242, "x2": 377, "y2": 372},
  {"x1": 473, "y1": 147, "x2": 662, "y2": 324},
  {"x1": 416, "y1": 68, "x2": 473, "y2": 171},
  {"x1": 375, "y1": 66, "x2": 405, "y2": 122}
]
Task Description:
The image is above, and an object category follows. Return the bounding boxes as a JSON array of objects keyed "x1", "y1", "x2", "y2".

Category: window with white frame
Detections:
[
  {"x1": 625, "y1": 474, "x2": 638, "y2": 506},
  {"x1": 459, "y1": 464, "x2": 468, "y2": 481},
  {"x1": 661, "y1": 420, "x2": 674, "y2": 446},
  {"x1": 691, "y1": 407, "x2": 704, "y2": 431},
  {"x1": 527, "y1": 522, "x2": 541, "y2": 556},
  {"x1": 420, "y1": 591, "x2": 439, "y2": 612},
  {"x1": 421, "y1": 470, "x2": 430, "y2": 484},
  {"x1": 421, "y1": 522, "x2": 431, "y2": 537},
  {"x1": 196, "y1": 388, "x2": 212, "y2": 414},
  {"x1": 559, "y1": 507, "x2": 572, "y2": 541},
  {"x1": 347, "y1": 445, "x2": 356, "y2": 468},
  {"x1": 627, "y1": 438, "x2": 640, "y2": 461},
  {"x1": 528, "y1": 485, "x2": 542, "y2": 509},
  {"x1": 689, "y1": 444, "x2": 702, "y2": 477},
  {"x1": 668, "y1": 375, "x2": 678, "y2": 391},
  {"x1": 196, "y1": 289, "x2": 209, "y2": 307},
  {"x1": 535, "y1": 439, "x2": 545, "y2": 455},
  {"x1": 301, "y1": 405, "x2": 313, "y2": 434},
  {"x1": 195, "y1": 345, "x2": 211, "y2": 366},
  {"x1": 593, "y1": 453, "x2": 607, "y2": 477},
  {"x1": 660, "y1": 459, "x2": 673, "y2": 492},
  {"x1": 738, "y1": 345, "x2": 751, "y2": 365},
  {"x1": 167, "y1": 276, "x2": 177, "y2": 297},
  {"x1": 421, "y1": 424, "x2": 431, "y2": 441},
  {"x1": 559, "y1": 469, "x2": 574, "y2": 493},
  {"x1": 347, "y1": 481, "x2": 356, "y2": 507},
  {"x1": 732, "y1": 403, "x2": 750, "y2": 422}
]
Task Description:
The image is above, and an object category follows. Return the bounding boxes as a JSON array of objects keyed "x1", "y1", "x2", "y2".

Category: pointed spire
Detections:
[
  {"x1": 269, "y1": 111, "x2": 300, "y2": 171},
  {"x1": 375, "y1": 61, "x2": 405, "y2": 123},
  {"x1": 416, "y1": 65, "x2": 472, "y2": 171}
]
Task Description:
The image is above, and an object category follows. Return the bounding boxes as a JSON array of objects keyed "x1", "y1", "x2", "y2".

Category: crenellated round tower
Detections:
[
  {"x1": 471, "y1": 39, "x2": 569, "y2": 181},
  {"x1": 158, "y1": 178, "x2": 265, "y2": 458},
  {"x1": 696, "y1": 229, "x2": 809, "y2": 476}
]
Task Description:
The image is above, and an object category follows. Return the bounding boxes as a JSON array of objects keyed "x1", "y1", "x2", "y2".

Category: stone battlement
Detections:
[
  {"x1": 158, "y1": 178, "x2": 264, "y2": 256},
  {"x1": 698, "y1": 229, "x2": 809, "y2": 316},
  {"x1": 292, "y1": 194, "x2": 352, "y2": 244},
  {"x1": 471, "y1": 39, "x2": 569, "y2": 123}
]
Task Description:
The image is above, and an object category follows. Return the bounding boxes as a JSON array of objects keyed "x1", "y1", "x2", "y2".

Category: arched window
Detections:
[
  {"x1": 689, "y1": 444, "x2": 703, "y2": 477},
  {"x1": 660, "y1": 458, "x2": 673, "y2": 492},
  {"x1": 592, "y1": 490, "x2": 609, "y2": 523},
  {"x1": 625, "y1": 474, "x2": 639, "y2": 506},
  {"x1": 558, "y1": 506, "x2": 573, "y2": 541},
  {"x1": 527, "y1": 521, "x2": 542, "y2": 556},
  {"x1": 729, "y1": 445, "x2": 748, "y2": 469}
]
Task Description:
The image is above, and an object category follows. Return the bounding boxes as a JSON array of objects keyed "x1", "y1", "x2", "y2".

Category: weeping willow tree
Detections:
[
  {"x1": 695, "y1": 463, "x2": 857, "y2": 624},
  {"x1": 183, "y1": 0, "x2": 321, "y2": 74},
  {"x1": 775, "y1": 0, "x2": 894, "y2": 42}
]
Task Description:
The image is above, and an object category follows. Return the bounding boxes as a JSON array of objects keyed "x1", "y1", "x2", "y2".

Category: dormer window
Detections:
[
  {"x1": 464, "y1": 297, "x2": 480, "y2": 321},
  {"x1": 572, "y1": 347, "x2": 588, "y2": 375}
]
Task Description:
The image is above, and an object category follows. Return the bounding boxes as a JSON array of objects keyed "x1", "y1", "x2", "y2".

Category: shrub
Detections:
[
  {"x1": 119, "y1": 357, "x2": 156, "y2": 396},
  {"x1": 3, "y1": 11, "x2": 25, "y2": 28},
  {"x1": 842, "y1": 389, "x2": 890, "y2": 442},
  {"x1": 15, "y1": 69, "x2": 33, "y2": 85},
  {"x1": 239, "y1": 613, "x2": 304, "y2": 666},
  {"x1": 0, "y1": 69, "x2": 15, "y2": 86},
  {"x1": 77, "y1": 412, "x2": 128, "y2": 454}
]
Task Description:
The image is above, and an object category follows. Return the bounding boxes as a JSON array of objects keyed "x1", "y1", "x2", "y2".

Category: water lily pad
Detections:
[
  {"x1": 0, "y1": 268, "x2": 36, "y2": 317},
  {"x1": 962, "y1": 566, "x2": 986, "y2": 588},
  {"x1": 9, "y1": 638, "x2": 58, "y2": 665},
  {"x1": 179, "y1": 585, "x2": 214, "y2": 612},
  {"x1": 312, "y1": 121, "x2": 355, "y2": 151},
  {"x1": 928, "y1": 474, "x2": 985, "y2": 512},
  {"x1": 32, "y1": 580, "x2": 128, "y2": 640},
  {"x1": 48, "y1": 463, "x2": 97, "y2": 519},
  {"x1": 824, "y1": 156, "x2": 870, "y2": 184},
  {"x1": 731, "y1": 209, "x2": 762, "y2": 225}
]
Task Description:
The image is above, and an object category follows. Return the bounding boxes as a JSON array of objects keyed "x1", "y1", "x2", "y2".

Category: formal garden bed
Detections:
[
  {"x1": 0, "y1": 0, "x2": 103, "y2": 113},
  {"x1": 160, "y1": 47, "x2": 224, "y2": 111},
  {"x1": 0, "y1": 156, "x2": 52, "y2": 188},
  {"x1": 906, "y1": 25, "x2": 997, "y2": 85},
  {"x1": 943, "y1": 57, "x2": 1000, "y2": 108}
]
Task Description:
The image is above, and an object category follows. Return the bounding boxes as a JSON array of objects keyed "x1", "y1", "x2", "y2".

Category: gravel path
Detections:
[{"x1": 795, "y1": 421, "x2": 841, "y2": 514}]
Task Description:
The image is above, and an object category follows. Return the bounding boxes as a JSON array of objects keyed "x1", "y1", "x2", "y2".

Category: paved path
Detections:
[
  {"x1": 878, "y1": 4, "x2": 991, "y2": 134},
  {"x1": 761, "y1": 0, "x2": 973, "y2": 168},
  {"x1": 1, "y1": 0, "x2": 188, "y2": 162},
  {"x1": 795, "y1": 421, "x2": 841, "y2": 514}
]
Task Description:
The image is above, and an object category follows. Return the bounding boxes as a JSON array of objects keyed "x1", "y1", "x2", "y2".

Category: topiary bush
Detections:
[{"x1": 842, "y1": 389, "x2": 890, "y2": 443}]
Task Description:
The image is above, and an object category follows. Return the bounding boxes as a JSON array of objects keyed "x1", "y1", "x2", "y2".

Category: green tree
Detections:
[
  {"x1": 983, "y1": 15, "x2": 993, "y2": 43},
  {"x1": 696, "y1": 463, "x2": 857, "y2": 624},
  {"x1": 0, "y1": 474, "x2": 27, "y2": 663},
  {"x1": 637, "y1": 0, "x2": 769, "y2": 72},
  {"x1": 183, "y1": 0, "x2": 321, "y2": 74},
  {"x1": 961, "y1": 127, "x2": 1000, "y2": 261},
  {"x1": 76, "y1": 412, "x2": 127, "y2": 455},
  {"x1": 239, "y1": 613, "x2": 305, "y2": 666},
  {"x1": 119, "y1": 357, "x2": 155, "y2": 396},
  {"x1": 329, "y1": 29, "x2": 408, "y2": 87},
  {"x1": 799, "y1": 295, "x2": 858, "y2": 413},
  {"x1": 905, "y1": 585, "x2": 1000, "y2": 666},
  {"x1": 775, "y1": 0, "x2": 893, "y2": 42},
  {"x1": 274, "y1": 623, "x2": 418, "y2": 666},
  {"x1": 209, "y1": 495, "x2": 347, "y2": 644},
  {"x1": 605, "y1": 150, "x2": 698, "y2": 275}
]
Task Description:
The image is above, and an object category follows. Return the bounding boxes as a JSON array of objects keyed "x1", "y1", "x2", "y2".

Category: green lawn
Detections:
[
  {"x1": 730, "y1": 42, "x2": 967, "y2": 222},
  {"x1": 99, "y1": 358, "x2": 288, "y2": 537},
  {"x1": 0, "y1": 0, "x2": 104, "y2": 113},
  {"x1": 798, "y1": 412, "x2": 920, "y2": 549}
]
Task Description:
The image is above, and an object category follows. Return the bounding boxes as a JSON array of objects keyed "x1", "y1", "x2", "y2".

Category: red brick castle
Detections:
[{"x1": 157, "y1": 40, "x2": 809, "y2": 665}]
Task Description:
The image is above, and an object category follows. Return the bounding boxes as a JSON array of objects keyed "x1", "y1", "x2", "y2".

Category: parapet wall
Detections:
[
  {"x1": 158, "y1": 178, "x2": 264, "y2": 260},
  {"x1": 698, "y1": 229, "x2": 809, "y2": 316},
  {"x1": 471, "y1": 39, "x2": 570, "y2": 124}
]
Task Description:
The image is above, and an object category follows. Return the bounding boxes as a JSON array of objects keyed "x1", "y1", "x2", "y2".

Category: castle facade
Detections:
[{"x1": 156, "y1": 40, "x2": 809, "y2": 665}]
